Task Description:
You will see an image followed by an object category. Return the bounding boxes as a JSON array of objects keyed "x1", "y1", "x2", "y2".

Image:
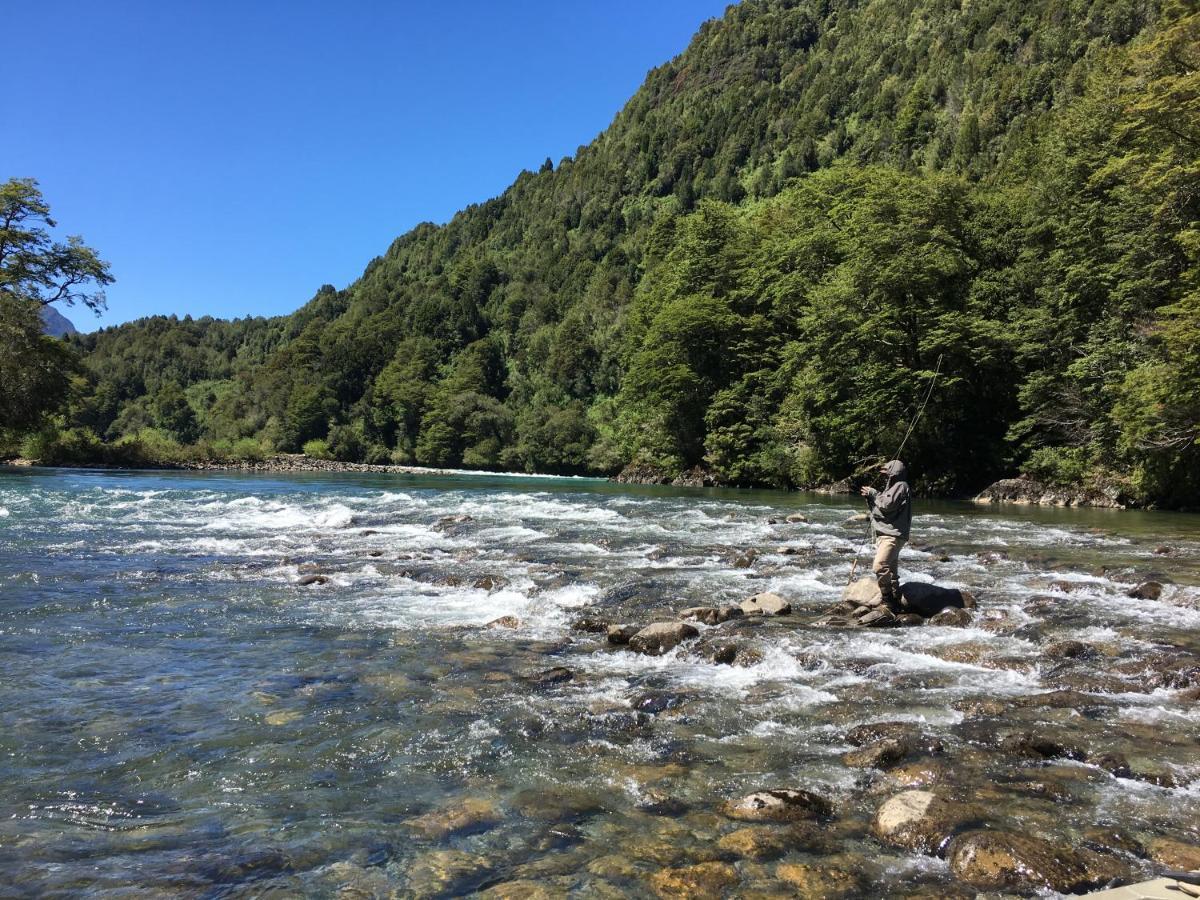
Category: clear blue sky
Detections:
[{"x1": 8, "y1": 1, "x2": 732, "y2": 330}]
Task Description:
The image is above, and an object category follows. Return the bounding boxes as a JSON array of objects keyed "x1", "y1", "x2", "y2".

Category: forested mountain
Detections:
[{"x1": 61, "y1": 0, "x2": 1200, "y2": 504}]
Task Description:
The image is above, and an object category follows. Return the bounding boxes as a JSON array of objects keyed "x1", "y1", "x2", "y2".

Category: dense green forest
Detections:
[{"x1": 9, "y1": 0, "x2": 1200, "y2": 505}]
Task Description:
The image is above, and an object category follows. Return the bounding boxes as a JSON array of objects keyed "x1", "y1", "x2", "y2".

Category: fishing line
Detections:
[{"x1": 845, "y1": 354, "x2": 944, "y2": 586}]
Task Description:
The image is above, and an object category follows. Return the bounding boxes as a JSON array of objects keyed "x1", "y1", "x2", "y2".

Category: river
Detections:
[{"x1": 1, "y1": 466, "x2": 1197, "y2": 896}]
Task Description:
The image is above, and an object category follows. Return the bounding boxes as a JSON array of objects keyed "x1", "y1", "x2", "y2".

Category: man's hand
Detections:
[{"x1": 859, "y1": 485, "x2": 875, "y2": 498}]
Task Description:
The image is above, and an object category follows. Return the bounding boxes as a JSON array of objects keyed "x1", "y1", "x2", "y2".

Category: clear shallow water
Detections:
[{"x1": 1, "y1": 466, "x2": 1198, "y2": 897}]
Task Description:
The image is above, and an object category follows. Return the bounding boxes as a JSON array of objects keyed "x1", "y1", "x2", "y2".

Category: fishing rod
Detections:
[{"x1": 845, "y1": 354, "x2": 944, "y2": 586}]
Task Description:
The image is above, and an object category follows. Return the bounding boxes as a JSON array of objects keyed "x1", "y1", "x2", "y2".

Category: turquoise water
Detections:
[{"x1": 1, "y1": 466, "x2": 1198, "y2": 896}]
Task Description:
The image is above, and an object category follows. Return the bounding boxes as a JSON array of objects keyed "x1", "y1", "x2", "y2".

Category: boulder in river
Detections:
[
  {"x1": 485, "y1": 616, "x2": 521, "y2": 629},
  {"x1": 528, "y1": 667, "x2": 573, "y2": 689},
  {"x1": 297, "y1": 574, "x2": 328, "y2": 586},
  {"x1": 722, "y1": 788, "x2": 832, "y2": 823},
  {"x1": 740, "y1": 592, "x2": 791, "y2": 616},
  {"x1": 947, "y1": 829, "x2": 1114, "y2": 893},
  {"x1": 733, "y1": 549, "x2": 759, "y2": 568},
  {"x1": 606, "y1": 624, "x2": 640, "y2": 645},
  {"x1": 570, "y1": 617, "x2": 609, "y2": 634},
  {"x1": 928, "y1": 607, "x2": 972, "y2": 627},
  {"x1": 774, "y1": 863, "x2": 861, "y2": 898},
  {"x1": 843, "y1": 737, "x2": 912, "y2": 769},
  {"x1": 872, "y1": 790, "x2": 978, "y2": 855},
  {"x1": 627, "y1": 622, "x2": 699, "y2": 655},
  {"x1": 785, "y1": 513, "x2": 809, "y2": 524},
  {"x1": 679, "y1": 606, "x2": 743, "y2": 625},
  {"x1": 1126, "y1": 580, "x2": 1163, "y2": 600}
]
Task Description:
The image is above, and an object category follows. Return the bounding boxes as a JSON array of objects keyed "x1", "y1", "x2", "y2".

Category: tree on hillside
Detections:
[{"x1": 1, "y1": 178, "x2": 113, "y2": 313}]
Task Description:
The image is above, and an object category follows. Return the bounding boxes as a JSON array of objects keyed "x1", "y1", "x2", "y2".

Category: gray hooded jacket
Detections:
[{"x1": 865, "y1": 460, "x2": 912, "y2": 539}]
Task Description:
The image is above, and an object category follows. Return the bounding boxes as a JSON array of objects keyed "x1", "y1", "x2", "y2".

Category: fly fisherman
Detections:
[{"x1": 858, "y1": 460, "x2": 912, "y2": 612}]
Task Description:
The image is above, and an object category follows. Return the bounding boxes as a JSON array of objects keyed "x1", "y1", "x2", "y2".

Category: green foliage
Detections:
[
  {"x1": 0, "y1": 297, "x2": 79, "y2": 433},
  {"x1": 1, "y1": 178, "x2": 113, "y2": 314},
  {"x1": 302, "y1": 438, "x2": 332, "y2": 459}
]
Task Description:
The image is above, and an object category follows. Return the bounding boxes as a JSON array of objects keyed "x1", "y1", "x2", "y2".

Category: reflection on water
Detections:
[{"x1": 1, "y1": 466, "x2": 1198, "y2": 896}]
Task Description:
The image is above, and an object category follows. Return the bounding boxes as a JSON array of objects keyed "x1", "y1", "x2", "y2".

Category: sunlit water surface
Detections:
[{"x1": 1, "y1": 467, "x2": 1198, "y2": 897}]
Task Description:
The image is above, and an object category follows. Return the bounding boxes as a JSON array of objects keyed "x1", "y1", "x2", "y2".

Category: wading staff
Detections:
[{"x1": 845, "y1": 354, "x2": 944, "y2": 586}]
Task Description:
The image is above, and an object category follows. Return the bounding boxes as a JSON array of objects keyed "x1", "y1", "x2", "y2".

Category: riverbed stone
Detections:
[
  {"x1": 405, "y1": 797, "x2": 502, "y2": 840},
  {"x1": 1127, "y1": 581, "x2": 1164, "y2": 600},
  {"x1": 733, "y1": 549, "x2": 759, "y2": 568},
  {"x1": 607, "y1": 624, "x2": 640, "y2": 645},
  {"x1": 872, "y1": 791, "x2": 978, "y2": 855},
  {"x1": 485, "y1": 615, "x2": 520, "y2": 629},
  {"x1": 860, "y1": 607, "x2": 898, "y2": 628},
  {"x1": 1148, "y1": 837, "x2": 1200, "y2": 870},
  {"x1": 628, "y1": 622, "x2": 699, "y2": 655},
  {"x1": 1043, "y1": 639, "x2": 1096, "y2": 659},
  {"x1": 740, "y1": 592, "x2": 791, "y2": 616},
  {"x1": 786, "y1": 513, "x2": 809, "y2": 523},
  {"x1": 297, "y1": 574, "x2": 328, "y2": 586},
  {"x1": 649, "y1": 861, "x2": 738, "y2": 898},
  {"x1": 478, "y1": 880, "x2": 559, "y2": 900},
  {"x1": 947, "y1": 830, "x2": 1095, "y2": 893},
  {"x1": 405, "y1": 849, "x2": 492, "y2": 898},
  {"x1": 715, "y1": 827, "x2": 790, "y2": 860},
  {"x1": 722, "y1": 788, "x2": 832, "y2": 823},
  {"x1": 774, "y1": 863, "x2": 860, "y2": 898},
  {"x1": 843, "y1": 737, "x2": 913, "y2": 770},
  {"x1": 528, "y1": 667, "x2": 573, "y2": 689},
  {"x1": 571, "y1": 617, "x2": 609, "y2": 633},
  {"x1": 928, "y1": 607, "x2": 972, "y2": 627}
]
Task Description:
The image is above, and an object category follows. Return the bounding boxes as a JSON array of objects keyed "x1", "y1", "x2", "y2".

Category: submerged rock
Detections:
[
  {"x1": 405, "y1": 797, "x2": 502, "y2": 840},
  {"x1": 1148, "y1": 837, "x2": 1200, "y2": 870},
  {"x1": 842, "y1": 737, "x2": 912, "y2": 769},
  {"x1": 722, "y1": 789, "x2": 832, "y2": 823},
  {"x1": 406, "y1": 849, "x2": 492, "y2": 898},
  {"x1": 628, "y1": 622, "x2": 699, "y2": 655},
  {"x1": 947, "y1": 829, "x2": 1114, "y2": 893},
  {"x1": 740, "y1": 592, "x2": 791, "y2": 616},
  {"x1": 649, "y1": 861, "x2": 738, "y2": 898},
  {"x1": 571, "y1": 617, "x2": 609, "y2": 634},
  {"x1": 485, "y1": 615, "x2": 520, "y2": 629},
  {"x1": 774, "y1": 863, "x2": 860, "y2": 898},
  {"x1": 715, "y1": 827, "x2": 791, "y2": 861},
  {"x1": 528, "y1": 667, "x2": 573, "y2": 689},
  {"x1": 872, "y1": 790, "x2": 978, "y2": 855}
]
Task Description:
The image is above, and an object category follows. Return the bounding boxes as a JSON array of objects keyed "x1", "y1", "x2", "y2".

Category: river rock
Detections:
[
  {"x1": 859, "y1": 608, "x2": 898, "y2": 628},
  {"x1": 474, "y1": 575, "x2": 504, "y2": 591},
  {"x1": 1126, "y1": 580, "x2": 1164, "y2": 600},
  {"x1": 928, "y1": 607, "x2": 972, "y2": 627},
  {"x1": 571, "y1": 617, "x2": 609, "y2": 633},
  {"x1": 872, "y1": 790, "x2": 977, "y2": 855},
  {"x1": 406, "y1": 849, "x2": 492, "y2": 898},
  {"x1": 1043, "y1": 639, "x2": 1096, "y2": 659},
  {"x1": 297, "y1": 574, "x2": 328, "y2": 586},
  {"x1": 740, "y1": 592, "x2": 791, "y2": 616},
  {"x1": 715, "y1": 827, "x2": 790, "y2": 861},
  {"x1": 842, "y1": 737, "x2": 912, "y2": 769},
  {"x1": 528, "y1": 667, "x2": 573, "y2": 689},
  {"x1": 628, "y1": 622, "x2": 699, "y2": 655},
  {"x1": 679, "y1": 605, "x2": 742, "y2": 625},
  {"x1": 774, "y1": 863, "x2": 860, "y2": 898},
  {"x1": 896, "y1": 613, "x2": 926, "y2": 626},
  {"x1": 998, "y1": 731, "x2": 1086, "y2": 761},
  {"x1": 606, "y1": 624, "x2": 640, "y2": 645},
  {"x1": 722, "y1": 789, "x2": 832, "y2": 823},
  {"x1": 1149, "y1": 837, "x2": 1200, "y2": 870},
  {"x1": 842, "y1": 577, "x2": 883, "y2": 607},
  {"x1": 846, "y1": 722, "x2": 918, "y2": 746},
  {"x1": 734, "y1": 549, "x2": 759, "y2": 568},
  {"x1": 948, "y1": 830, "x2": 1113, "y2": 893},
  {"x1": 649, "y1": 861, "x2": 738, "y2": 898},
  {"x1": 478, "y1": 880, "x2": 560, "y2": 900},
  {"x1": 405, "y1": 797, "x2": 502, "y2": 840},
  {"x1": 786, "y1": 513, "x2": 809, "y2": 524}
]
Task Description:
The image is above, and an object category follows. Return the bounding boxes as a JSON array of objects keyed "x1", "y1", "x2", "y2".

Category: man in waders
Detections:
[{"x1": 859, "y1": 460, "x2": 912, "y2": 612}]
